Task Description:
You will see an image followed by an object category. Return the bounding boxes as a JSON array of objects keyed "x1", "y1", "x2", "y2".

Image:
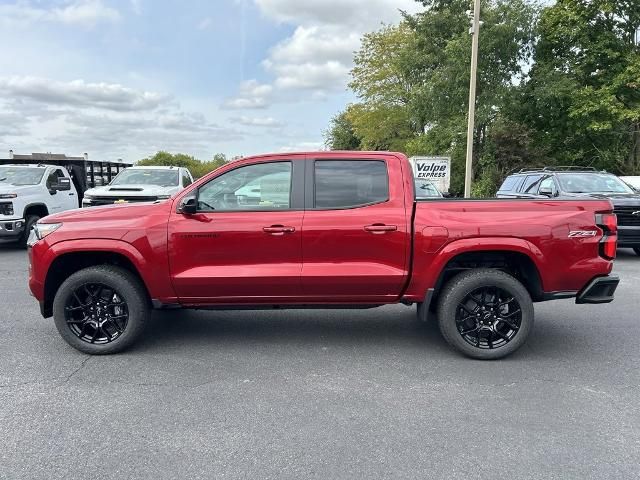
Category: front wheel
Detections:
[
  {"x1": 436, "y1": 269, "x2": 534, "y2": 360},
  {"x1": 53, "y1": 266, "x2": 150, "y2": 354}
]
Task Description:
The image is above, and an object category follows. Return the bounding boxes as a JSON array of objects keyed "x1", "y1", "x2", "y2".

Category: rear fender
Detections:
[{"x1": 405, "y1": 237, "x2": 545, "y2": 301}]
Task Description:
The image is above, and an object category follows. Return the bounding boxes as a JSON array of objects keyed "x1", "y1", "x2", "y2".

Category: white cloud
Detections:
[
  {"x1": 0, "y1": 76, "x2": 170, "y2": 112},
  {"x1": 279, "y1": 141, "x2": 324, "y2": 152},
  {"x1": 231, "y1": 116, "x2": 284, "y2": 127},
  {"x1": 0, "y1": 75, "x2": 242, "y2": 160},
  {"x1": 255, "y1": 0, "x2": 420, "y2": 29},
  {"x1": 225, "y1": 0, "x2": 422, "y2": 104},
  {"x1": 223, "y1": 79, "x2": 273, "y2": 110},
  {"x1": 198, "y1": 17, "x2": 213, "y2": 30},
  {"x1": 0, "y1": 1, "x2": 121, "y2": 28}
]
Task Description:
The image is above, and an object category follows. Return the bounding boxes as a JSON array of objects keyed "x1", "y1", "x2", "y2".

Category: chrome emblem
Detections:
[
  {"x1": 114, "y1": 199, "x2": 128, "y2": 204},
  {"x1": 568, "y1": 231, "x2": 598, "y2": 238},
  {"x1": 633, "y1": 211, "x2": 640, "y2": 216}
]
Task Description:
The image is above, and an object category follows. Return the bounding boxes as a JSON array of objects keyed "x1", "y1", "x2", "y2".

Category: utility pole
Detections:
[{"x1": 464, "y1": 0, "x2": 481, "y2": 198}]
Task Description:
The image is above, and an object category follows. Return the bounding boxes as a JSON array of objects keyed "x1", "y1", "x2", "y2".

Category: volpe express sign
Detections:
[{"x1": 410, "y1": 156, "x2": 451, "y2": 193}]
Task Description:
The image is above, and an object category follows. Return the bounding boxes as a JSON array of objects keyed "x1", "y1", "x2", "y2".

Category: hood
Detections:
[
  {"x1": 563, "y1": 192, "x2": 640, "y2": 207},
  {"x1": 44, "y1": 200, "x2": 170, "y2": 223},
  {"x1": 85, "y1": 184, "x2": 181, "y2": 197},
  {"x1": 0, "y1": 184, "x2": 40, "y2": 196}
]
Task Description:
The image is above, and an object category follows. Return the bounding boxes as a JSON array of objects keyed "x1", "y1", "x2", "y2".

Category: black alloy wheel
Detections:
[
  {"x1": 437, "y1": 269, "x2": 534, "y2": 360},
  {"x1": 53, "y1": 265, "x2": 150, "y2": 354},
  {"x1": 64, "y1": 282, "x2": 129, "y2": 344},
  {"x1": 455, "y1": 286, "x2": 522, "y2": 350}
]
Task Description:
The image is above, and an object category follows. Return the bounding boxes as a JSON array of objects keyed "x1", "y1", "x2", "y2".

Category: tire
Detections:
[
  {"x1": 633, "y1": 248, "x2": 640, "y2": 256},
  {"x1": 19, "y1": 215, "x2": 39, "y2": 248},
  {"x1": 436, "y1": 269, "x2": 534, "y2": 360},
  {"x1": 53, "y1": 265, "x2": 150, "y2": 354}
]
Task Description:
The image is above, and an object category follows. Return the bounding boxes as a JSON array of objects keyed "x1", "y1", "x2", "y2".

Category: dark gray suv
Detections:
[{"x1": 497, "y1": 167, "x2": 640, "y2": 256}]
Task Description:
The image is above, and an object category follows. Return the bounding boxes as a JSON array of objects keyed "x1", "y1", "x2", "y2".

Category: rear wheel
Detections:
[
  {"x1": 19, "y1": 215, "x2": 39, "y2": 248},
  {"x1": 633, "y1": 248, "x2": 640, "y2": 256},
  {"x1": 437, "y1": 269, "x2": 534, "y2": 360},
  {"x1": 53, "y1": 266, "x2": 150, "y2": 354}
]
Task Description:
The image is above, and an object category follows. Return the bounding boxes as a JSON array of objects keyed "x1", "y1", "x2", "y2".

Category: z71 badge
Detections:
[{"x1": 568, "y1": 230, "x2": 598, "y2": 238}]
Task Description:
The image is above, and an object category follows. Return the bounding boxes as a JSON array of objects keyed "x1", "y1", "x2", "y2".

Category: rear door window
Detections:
[{"x1": 314, "y1": 160, "x2": 389, "y2": 209}]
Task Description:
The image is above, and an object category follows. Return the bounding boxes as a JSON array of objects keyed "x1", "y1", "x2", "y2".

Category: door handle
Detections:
[
  {"x1": 364, "y1": 224, "x2": 397, "y2": 234},
  {"x1": 263, "y1": 225, "x2": 296, "y2": 235}
]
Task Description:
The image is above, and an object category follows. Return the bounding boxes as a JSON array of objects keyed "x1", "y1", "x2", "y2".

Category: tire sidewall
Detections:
[
  {"x1": 437, "y1": 270, "x2": 534, "y2": 360},
  {"x1": 53, "y1": 267, "x2": 148, "y2": 355}
]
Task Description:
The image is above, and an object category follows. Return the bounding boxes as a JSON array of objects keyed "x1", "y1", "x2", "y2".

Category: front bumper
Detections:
[
  {"x1": 576, "y1": 276, "x2": 619, "y2": 304},
  {"x1": 0, "y1": 218, "x2": 25, "y2": 239},
  {"x1": 617, "y1": 226, "x2": 640, "y2": 247}
]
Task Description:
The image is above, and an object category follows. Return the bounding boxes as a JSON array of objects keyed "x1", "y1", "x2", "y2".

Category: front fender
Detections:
[{"x1": 29, "y1": 237, "x2": 176, "y2": 304}]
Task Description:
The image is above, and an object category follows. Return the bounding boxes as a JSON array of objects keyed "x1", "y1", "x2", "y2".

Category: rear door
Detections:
[{"x1": 300, "y1": 156, "x2": 410, "y2": 303}]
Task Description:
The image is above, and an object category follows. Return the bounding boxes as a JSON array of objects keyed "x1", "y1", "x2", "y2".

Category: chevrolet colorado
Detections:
[{"x1": 28, "y1": 152, "x2": 620, "y2": 359}]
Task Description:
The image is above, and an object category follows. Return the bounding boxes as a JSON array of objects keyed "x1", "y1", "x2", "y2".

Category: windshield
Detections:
[
  {"x1": 111, "y1": 169, "x2": 179, "y2": 187},
  {"x1": 0, "y1": 167, "x2": 45, "y2": 186},
  {"x1": 557, "y1": 173, "x2": 634, "y2": 194},
  {"x1": 414, "y1": 179, "x2": 443, "y2": 198}
]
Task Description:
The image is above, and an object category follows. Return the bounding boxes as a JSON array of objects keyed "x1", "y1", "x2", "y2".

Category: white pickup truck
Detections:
[
  {"x1": 0, "y1": 164, "x2": 78, "y2": 246},
  {"x1": 82, "y1": 166, "x2": 193, "y2": 207}
]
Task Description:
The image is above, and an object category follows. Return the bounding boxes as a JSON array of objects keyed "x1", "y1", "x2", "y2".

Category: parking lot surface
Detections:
[{"x1": 1, "y1": 246, "x2": 639, "y2": 479}]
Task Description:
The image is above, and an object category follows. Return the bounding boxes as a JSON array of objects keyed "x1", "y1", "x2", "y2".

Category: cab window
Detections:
[
  {"x1": 46, "y1": 169, "x2": 65, "y2": 189},
  {"x1": 314, "y1": 160, "x2": 388, "y2": 209}
]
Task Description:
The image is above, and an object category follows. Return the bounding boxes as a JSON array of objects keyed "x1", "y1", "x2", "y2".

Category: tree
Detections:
[
  {"x1": 137, "y1": 151, "x2": 230, "y2": 178},
  {"x1": 324, "y1": 109, "x2": 362, "y2": 150},
  {"x1": 335, "y1": 0, "x2": 538, "y2": 193},
  {"x1": 522, "y1": 0, "x2": 640, "y2": 173}
]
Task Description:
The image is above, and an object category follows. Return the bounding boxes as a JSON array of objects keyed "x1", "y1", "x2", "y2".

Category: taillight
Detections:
[{"x1": 596, "y1": 213, "x2": 617, "y2": 260}]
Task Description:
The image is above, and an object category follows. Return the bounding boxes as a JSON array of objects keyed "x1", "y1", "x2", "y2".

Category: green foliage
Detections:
[
  {"x1": 325, "y1": 0, "x2": 640, "y2": 195},
  {"x1": 137, "y1": 151, "x2": 230, "y2": 178},
  {"x1": 520, "y1": 0, "x2": 640, "y2": 173},
  {"x1": 324, "y1": 108, "x2": 362, "y2": 150}
]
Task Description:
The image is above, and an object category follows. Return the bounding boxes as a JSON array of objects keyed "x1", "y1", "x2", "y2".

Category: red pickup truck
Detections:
[{"x1": 28, "y1": 151, "x2": 620, "y2": 359}]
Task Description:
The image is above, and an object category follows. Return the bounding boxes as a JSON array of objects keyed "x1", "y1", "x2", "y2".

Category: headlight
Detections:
[
  {"x1": 157, "y1": 194, "x2": 171, "y2": 200},
  {"x1": 83, "y1": 194, "x2": 94, "y2": 201},
  {"x1": 32, "y1": 223, "x2": 62, "y2": 241},
  {"x1": 0, "y1": 193, "x2": 17, "y2": 199}
]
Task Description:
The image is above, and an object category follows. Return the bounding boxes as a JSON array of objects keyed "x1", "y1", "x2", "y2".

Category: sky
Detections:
[{"x1": 0, "y1": 0, "x2": 423, "y2": 162}]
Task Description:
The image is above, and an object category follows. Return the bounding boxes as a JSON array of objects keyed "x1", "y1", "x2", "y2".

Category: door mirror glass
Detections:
[{"x1": 178, "y1": 195, "x2": 197, "y2": 215}]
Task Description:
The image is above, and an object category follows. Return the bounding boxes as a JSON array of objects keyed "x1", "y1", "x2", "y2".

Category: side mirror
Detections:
[
  {"x1": 177, "y1": 195, "x2": 197, "y2": 215},
  {"x1": 539, "y1": 186, "x2": 555, "y2": 197},
  {"x1": 52, "y1": 177, "x2": 71, "y2": 192}
]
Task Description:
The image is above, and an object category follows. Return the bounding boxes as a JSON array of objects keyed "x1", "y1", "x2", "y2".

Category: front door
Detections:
[
  {"x1": 301, "y1": 157, "x2": 410, "y2": 303},
  {"x1": 168, "y1": 160, "x2": 304, "y2": 304}
]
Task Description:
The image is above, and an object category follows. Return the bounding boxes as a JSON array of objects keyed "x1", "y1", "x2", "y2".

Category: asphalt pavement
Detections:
[{"x1": 1, "y1": 246, "x2": 639, "y2": 479}]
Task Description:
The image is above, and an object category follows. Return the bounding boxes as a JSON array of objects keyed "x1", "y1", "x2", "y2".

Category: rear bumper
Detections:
[{"x1": 576, "y1": 276, "x2": 619, "y2": 304}]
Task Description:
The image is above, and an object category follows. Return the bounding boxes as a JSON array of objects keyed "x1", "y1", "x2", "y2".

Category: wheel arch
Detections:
[
  {"x1": 42, "y1": 249, "x2": 152, "y2": 318},
  {"x1": 23, "y1": 203, "x2": 49, "y2": 219},
  {"x1": 432, "y1": 249, "x2": 544, "y2": 304}
]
